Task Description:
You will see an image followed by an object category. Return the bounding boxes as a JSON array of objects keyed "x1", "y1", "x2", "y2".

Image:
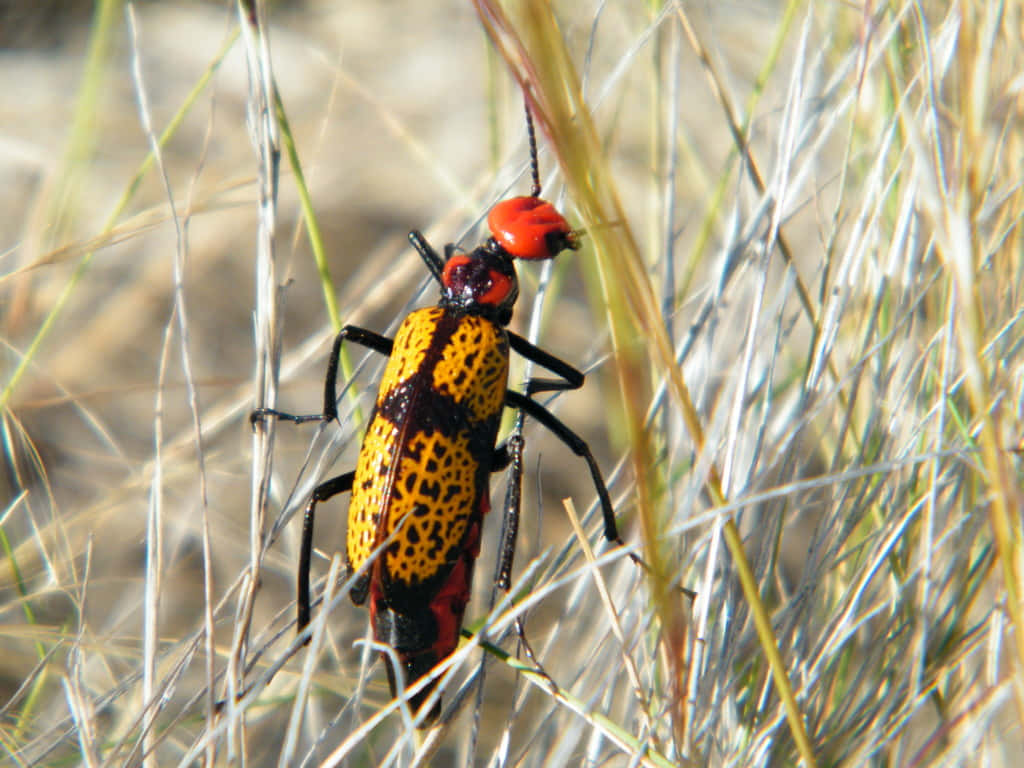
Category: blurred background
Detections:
[{"x1": 2, "y1": 1, "x2": 1023, "y2": 765}]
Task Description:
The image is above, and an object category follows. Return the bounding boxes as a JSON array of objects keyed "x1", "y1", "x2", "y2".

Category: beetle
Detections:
[{"x1": 253, "y1": 107, "x2": 625, "y2": 724}]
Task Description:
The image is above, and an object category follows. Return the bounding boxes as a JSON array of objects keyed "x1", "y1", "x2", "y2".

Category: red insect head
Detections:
[{"x1": 487, "y1": 196, "x2": 579, "y2": 261}]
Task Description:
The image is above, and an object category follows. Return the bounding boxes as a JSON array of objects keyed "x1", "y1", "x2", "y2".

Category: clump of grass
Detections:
[{"x1": 1, "y1": 1, "x2": 1021, "y2": 765}]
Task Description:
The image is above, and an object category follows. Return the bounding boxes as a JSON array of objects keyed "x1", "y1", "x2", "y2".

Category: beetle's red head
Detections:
[{"x1": 487, "y1": 196, "x2": 579, "y2": 261}]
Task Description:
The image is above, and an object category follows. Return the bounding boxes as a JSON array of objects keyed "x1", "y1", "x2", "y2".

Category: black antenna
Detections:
[{"x1": 524, "y1": 98, "x2": 542, "y2": 198}]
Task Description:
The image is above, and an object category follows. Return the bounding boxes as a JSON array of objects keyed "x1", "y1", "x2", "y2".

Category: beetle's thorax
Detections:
[{"x1": 439, "y1": 241, "x2": 519, "y2": 325}]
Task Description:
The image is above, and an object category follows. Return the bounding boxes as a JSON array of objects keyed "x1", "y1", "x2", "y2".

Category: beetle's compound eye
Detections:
[
  {"x1": 442, "y1": 252, "x2": 518, "y2": 308},
  {"x1": 487, "y1": 196, "x2": 579, "y2": 261}
]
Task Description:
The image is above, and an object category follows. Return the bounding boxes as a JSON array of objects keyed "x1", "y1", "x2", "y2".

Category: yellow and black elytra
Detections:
[{"x1": 253, "y1": 107, "x2": 626, "y2": 725}]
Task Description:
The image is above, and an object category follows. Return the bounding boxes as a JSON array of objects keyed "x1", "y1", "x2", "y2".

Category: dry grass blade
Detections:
[{"x1": 2, "y1": 2, "x2": 1023, "y2": 766}]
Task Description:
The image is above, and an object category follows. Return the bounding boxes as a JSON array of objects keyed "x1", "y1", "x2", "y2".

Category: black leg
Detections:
[
  {"x1": 490, "y1": 443, "x2": 513, "y2": 473},
  {"x1": 250, "y1": 324, "x2": 393, "y2": 428},
  {"x1": 250, "y1": 326, "x2": 389, "y2": 637},
  {"x1": 495, "y1": 424, "x2": 526, "y2": 591},
  {"x1": 500, "y1": 335, "x2": 594, "y2": 582},
  {"x1": 508, "y1": 333, "x2": 585, "y2": 396},
  {"x1": 321, "y1": 326, "x2": 392, "y2": 421},
  {"x1": 408, "y1": 230, "x2": 445, "y2": 285},
  {"x1": 249, "y1": 408, "x2": 321, "y2": 427},
  {"x1": 504, "y1": 392, "x2": 697, "y2": 600},
  {"x1": 504, "y1": 390, "x2": 621, "y2": 546},
  {"x1": 497, "y1": 337, "x2": 586, "y2": 594},
  {"x1": 494, "y1": 413, "x2": 559, "y2": 692},
  {"x1": 298, "y1": 470, "x2": 355, "y2": 635}
]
